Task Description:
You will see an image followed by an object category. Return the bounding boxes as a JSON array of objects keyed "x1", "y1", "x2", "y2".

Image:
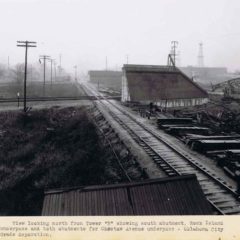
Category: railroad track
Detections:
[
  {"x1": 90, "y1": 108, "x2": 132, "y2": 182},
  {"x1": 83, "y1": 83, "x2": 240, "y2": 215}
]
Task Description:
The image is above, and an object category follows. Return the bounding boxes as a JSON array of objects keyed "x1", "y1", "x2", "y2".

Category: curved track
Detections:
[{"x1": 82, "y1": 83, "x2": 240, "y2": 215}]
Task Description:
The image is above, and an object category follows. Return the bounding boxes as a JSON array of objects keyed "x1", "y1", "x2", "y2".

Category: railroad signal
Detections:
[{"x1": 17, "y1": 40, "x2": 37, "y2": 112}]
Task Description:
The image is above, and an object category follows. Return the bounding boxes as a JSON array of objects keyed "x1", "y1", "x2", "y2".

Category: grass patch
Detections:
[
  {"x1": 0, "y1": 81, "x2": 84, "y2": 98},
  {"x1": 0, "y1": 106, "x2": 123, "y2": 215}
]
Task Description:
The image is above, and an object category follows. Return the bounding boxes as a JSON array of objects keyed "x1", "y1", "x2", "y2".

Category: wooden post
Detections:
[{"x1": 17, "y1": 41, "x2": 37, "y2": 112}]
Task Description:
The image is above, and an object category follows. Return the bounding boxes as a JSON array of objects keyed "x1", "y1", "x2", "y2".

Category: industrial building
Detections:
[
  {"x1": 121, "y1": 64, "x2": 209, "y2": 108},
  {"x1": 180, "y1": 66, "x2": 229, "y2": 84},
  {"x1": 179, "y1": 43, "x2": 229, "y2": 85},
  {"x1": 42, "y1": 175, "x2": 212, "y2": 215},
  {"x1": 88, "y1": 70, "x2": 122, "y2": 91}
]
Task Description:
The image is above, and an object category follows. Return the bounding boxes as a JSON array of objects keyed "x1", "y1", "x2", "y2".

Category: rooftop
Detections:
[
  {"x1": 123, "y1": 64, "x2": 179, "y2": 73},
  {"x1": 122, "y1": 64, "x2": 208, "y2": 101},
  {"x1": 42, "y1": 174, "x2": 212, "y2": 216}
]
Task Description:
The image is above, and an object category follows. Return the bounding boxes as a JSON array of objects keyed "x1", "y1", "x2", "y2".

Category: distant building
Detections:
[
  {"x1": 88, "y1": 70, "x2": 122, "y2": 91},
  {"x1": 122, "y1": 64, "x2": 209, "y2": 108},
  {"x1": 42, "y1": 175, "x2": 212, "y2": 215},
  {"x1": 180, "y1": 66, "x2": 228, "y2": 84}
]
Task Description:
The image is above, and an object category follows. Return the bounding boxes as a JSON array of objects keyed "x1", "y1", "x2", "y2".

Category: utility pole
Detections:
[
  {"x1": 39, "y1": 55, "x2": 50, "y2": 96},
  {"x1": 171, "y1": 41, "x2": 178, "y2": 67},
  {"x1": 17, "y1": 40, "x2": 37, "y2": 112}
]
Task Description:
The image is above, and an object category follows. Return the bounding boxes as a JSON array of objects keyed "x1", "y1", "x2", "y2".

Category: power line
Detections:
[{"x1": 17, "y1": 40, "x2": 37, "y2": 112}]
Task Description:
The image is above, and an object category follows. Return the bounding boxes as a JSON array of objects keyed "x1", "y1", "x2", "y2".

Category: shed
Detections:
[
  {"x1": 122, "y1": 64, "x2": 209, "y2": 108},
  {"x1": 42, "y1": 174, "x2": 212, "y2": 216}
]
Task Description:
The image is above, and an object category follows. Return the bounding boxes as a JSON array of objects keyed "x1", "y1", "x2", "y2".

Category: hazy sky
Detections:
[{"x1": 0, "y1": 0, "x2": 240, "y2": 73}]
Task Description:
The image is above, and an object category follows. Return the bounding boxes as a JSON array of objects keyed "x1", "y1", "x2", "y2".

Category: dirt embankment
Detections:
[{"x1": 0, "y1": 106, "x2": 130, "y2": 215}]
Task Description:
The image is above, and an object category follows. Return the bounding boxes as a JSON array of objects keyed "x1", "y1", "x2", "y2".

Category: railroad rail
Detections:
[{"x1": 82, "y1": 83, "x2": 240, "y2": 215}]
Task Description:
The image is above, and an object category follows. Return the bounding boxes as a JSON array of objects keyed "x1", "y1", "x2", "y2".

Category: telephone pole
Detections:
[
  {"x1": 39, "y1": 55, "x2": 50, "y2": 96},
  {"x1": 17, "y1": 40, "x2": 37, "y2": 112}
]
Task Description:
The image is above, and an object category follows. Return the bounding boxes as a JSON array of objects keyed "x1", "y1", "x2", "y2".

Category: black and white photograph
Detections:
[{"x1": 0, "y1": 0, "x2": 240, "y2": 222}]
